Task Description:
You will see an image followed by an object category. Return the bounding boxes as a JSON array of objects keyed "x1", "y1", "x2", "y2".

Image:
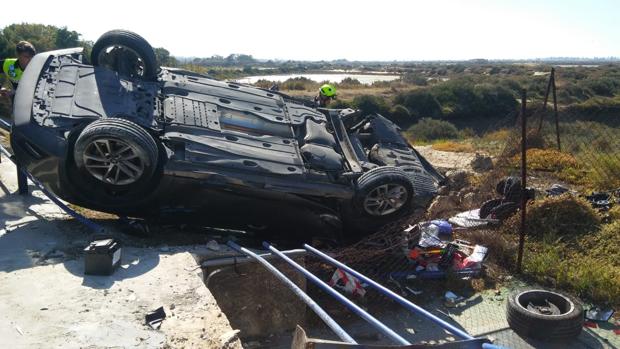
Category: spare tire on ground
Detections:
[{"x1": 507, "y1": 289, "x2": 583, "y2": 340}]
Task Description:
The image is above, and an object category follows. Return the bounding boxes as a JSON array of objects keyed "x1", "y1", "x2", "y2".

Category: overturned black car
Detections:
[{"x1": 11, "y1": 30, "x2": 442, "y2": 237}]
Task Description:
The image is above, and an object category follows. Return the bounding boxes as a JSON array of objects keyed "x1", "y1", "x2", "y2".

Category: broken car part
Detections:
[
  {"x1": 226, "y1": 241, "x2": 356, "y2": 344},
  {"x1": 84, "y1": 237, "x2": 121, "y2": 276},
  {"x1": 263, "y1": 242, "x2": 410, "y2": 345}
]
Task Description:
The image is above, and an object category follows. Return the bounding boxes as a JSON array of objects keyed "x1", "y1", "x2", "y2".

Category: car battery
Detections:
[{"x1": 84, "y1": 238, "x2": 122, "y2": 275}]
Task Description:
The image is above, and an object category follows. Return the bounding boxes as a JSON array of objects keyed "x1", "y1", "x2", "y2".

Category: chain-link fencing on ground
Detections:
[{"x1": 298, "y1": 69, "x2": 620, "y2": 347}]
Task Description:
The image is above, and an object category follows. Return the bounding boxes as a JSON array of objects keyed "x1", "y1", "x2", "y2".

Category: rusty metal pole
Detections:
[
  {"x1": 552, "y1": 69, "x2": 561, "y2": 151},
  {"x1": 517, "y1": 89, "x2": 527, "y2": 273},
  {"x1": 537, "y1": 68, "x2": 554, "y2": 132}
]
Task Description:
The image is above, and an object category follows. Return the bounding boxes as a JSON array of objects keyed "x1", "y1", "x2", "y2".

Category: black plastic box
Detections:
[{"x1": 84, "y1": 238, "x2": 121, "y2": 276}]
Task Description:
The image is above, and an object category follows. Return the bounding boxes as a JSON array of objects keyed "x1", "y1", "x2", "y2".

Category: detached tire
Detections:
[
  {"x1": 354, "y1": 166, "x2": 414, "y2": 218},
  {"x1": 91, "y1": 30, "x2": 158, "y2": 81},
  {"x1": 74, "y1": 118, "x2": 158, "y2": 188},
  {"x1": 507, "y1": 289, "x2": 583, "y2": 340}
]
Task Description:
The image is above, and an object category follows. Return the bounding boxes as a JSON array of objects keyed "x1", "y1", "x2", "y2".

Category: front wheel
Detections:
[
  {"x1": 354, "y1": 166, "x2": 415, "y2": 218},
  {"x1": 91, "y1": 30, "x2": 158, "y2": 81}
]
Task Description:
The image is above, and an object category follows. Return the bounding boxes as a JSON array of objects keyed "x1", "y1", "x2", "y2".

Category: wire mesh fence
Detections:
[{"x1": 300, "y1": 68, "x2": 619, "y2": 346}]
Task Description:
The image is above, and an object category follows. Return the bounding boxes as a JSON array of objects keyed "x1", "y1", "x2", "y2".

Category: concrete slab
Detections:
[{"x1": 0, "y1": 153, "x2": 242, "y2": 348}]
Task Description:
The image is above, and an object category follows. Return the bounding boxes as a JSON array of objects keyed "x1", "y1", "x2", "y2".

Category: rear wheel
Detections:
[
  {"x1": 91, "y1": 30, "x2": 158, "y2": 81},
  {"x1": 74, "y1": 118, "x2": 158, "y2": 188}
]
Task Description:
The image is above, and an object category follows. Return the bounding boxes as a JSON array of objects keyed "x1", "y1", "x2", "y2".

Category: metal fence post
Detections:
[
  {"x1": 551, "y1": 68, "x2": 561, "y2": 151},
  {"x1": 517, "y1": 89, "x2": 527, "y2": 273},
  {"x1": 17, "y1": 164, "x2": 28, "y2": 195}
]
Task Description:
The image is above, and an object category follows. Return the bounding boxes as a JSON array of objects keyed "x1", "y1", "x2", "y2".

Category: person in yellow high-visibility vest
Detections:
[{"x1": 1, "y1": 41, "x2": 36, "y2": 98}]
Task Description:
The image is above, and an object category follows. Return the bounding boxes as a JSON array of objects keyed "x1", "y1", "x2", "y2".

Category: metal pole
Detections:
[
  {"x1": 0, "y1": 144, "x2": 105, "y2": 233},
  {"x1": 302, "y1": 244, "x2": 474, "y2": 340},
  {"x1": 537, "y1": 68, "x2": 554, "y2": 132},
  {"x1": 226, "y1": 241, "x2": 356, "y2": 344},
  {"x1": 517, "y1": 89, "x2": 527, "y2": 273},
  {"x1": 552, "y1": 69, "x2": 561, "y2": 151},
  {"x1": 263, "y1": 242, "x2": 411, "y2": 345}
]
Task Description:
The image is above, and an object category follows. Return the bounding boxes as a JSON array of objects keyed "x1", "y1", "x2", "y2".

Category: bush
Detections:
[
  {"x1": 510, "y1": 148, "x2": 578, "y2": 172},
  {"x1": 388, "y1": 104, "x2": 414, "y2": 127},
  {"x1": 586, "y1": 77, "x2": 620, "y2": 97},
  {"x1": 504, "y1": 194, "x2": 600, "y2": 238},
  {"x1": 393, "y1": 90, "x2": 442, "y2": 118},
  {"x1": 352, "y1": 95, "x2": 389, "y2": 115},
  {"x1": 280, "y1": 77, "x2": 316, "y2": 91},
  {"x1": 430, "y1": 79, "x2": 518, "y2": 119},
  {"x1": 406, "y1": 118, "x2": 459, "y2": 142},
  {"x1": 329, "y1": 99, "x2": 353, "y2": 109},
  {"x1": 401, "y1": 73, "x2": 428, "y2": 86}
]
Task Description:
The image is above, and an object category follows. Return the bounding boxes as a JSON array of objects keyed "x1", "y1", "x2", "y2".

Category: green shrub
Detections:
[
  {"x1": 393, "y1": 90, "x2": 442, "y2": 118},
  {"x1": 388, "y1": 104, "x2": 414, "y2": 127},
  {"x1": 406, "y1": 118, "x2": 459, "y2": 142},
  {"x1": 280, "y1": 77, "x2": 316, "y2": 90},
  {"x1": 329, "y1": 99, "x2": 353, "y2": 109},
  {"x1": 352, "y1": 95, "x2": 389, "y2": 115}
]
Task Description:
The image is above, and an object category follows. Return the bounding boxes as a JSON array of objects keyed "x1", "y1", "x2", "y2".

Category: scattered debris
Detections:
[
  {"x1": 445, "y1": 169, "x2": 470, "y2": 191},
  {"x1": 328, "y1": 268, "x2": 366, "y2": 297},
  {"x1": 470, "y1": 153, "x2": 493, "y2": 172},
  {"x1": 449, "y1": 209, "x2": 498, "y2": 228},
  {"x1": 546, "y1": 184, "x2": 571, "y2": 196},
  {"x1": 405, "y1": 223, "x2": 488, "y2": 279},
  {"x1": 444, "y1": 291, "x2": 464, "y2": 308},
  {"x1": 586, "y1": 192, "x2": 614, "y2": 212},
  {"x1": 219, "y1": 329, "x2": 241, "y2": 346},
  {"x1": 585, "y1": 307, "x2": 614, "y2": 322},
  {"x1": 145, "y1": 306, "x2": 167, "y2": 330},
  {"x1": 84, "y1": 238, "x2": 122, "y2": 276},
  {"x1": 427, "y1": 195, "x2": 460, "y2": 218},
  {"x1": 206, "y1": 240, "x2": 221, "y2": 251},
  {"x1": 583, "y1": 321, "x2": 598, "y2": 329},
  {"x1": 405, "y1": 287, "x2": 423, "y2": 296}
]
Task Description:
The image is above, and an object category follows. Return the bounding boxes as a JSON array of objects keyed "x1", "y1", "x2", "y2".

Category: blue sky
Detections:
[{"x1": 1, "y1": 0, "x2": 618, "y2": 60}]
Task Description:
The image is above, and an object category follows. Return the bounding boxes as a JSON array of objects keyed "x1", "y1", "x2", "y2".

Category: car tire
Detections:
[
  {"x1": 91, "y1": 30, "x2": 158, "y2": 81},
  {"x1": 354, "y1": 166, "x2": 415, "y2": 218},
  {"x1": 507, "y1": 289, "x2": 583, "y2": 340},
  {"x1": 490, "y1": 201, "x2": 519, "y2": 220},
  {"x1": 479, "y1": 198, "x2": 503, "y2": 219},
  {"x1": 74, "y1": 118, "x2": 159, "y2": 187}
]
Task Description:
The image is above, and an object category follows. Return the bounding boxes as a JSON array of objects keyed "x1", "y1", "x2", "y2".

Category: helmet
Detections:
[
  {"x1": 319, "y1": 84, "x2": 337, "y2": 97},
  {"x1": 16, "y1": 41, "x2": 36, "y2": 56}
]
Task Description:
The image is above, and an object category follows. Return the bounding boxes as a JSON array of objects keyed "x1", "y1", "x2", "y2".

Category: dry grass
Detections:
[
  {"x1": 431, "y1": 140, "x2": 475, "y2": 153},
  {"x1": 503, "y1": 194, "x2": 600, "y2": 238},
  {"x1": 509, "y1": 148, "x2": 579, "y2": 172}
]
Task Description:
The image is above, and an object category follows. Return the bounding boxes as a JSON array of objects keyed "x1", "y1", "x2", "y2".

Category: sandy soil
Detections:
[
  {"x1": 0, "y1": 152, "x2": 242, "y2": 349},
  {"x1": 414, "y1": 145, "x2": 476, "y2": 171}
]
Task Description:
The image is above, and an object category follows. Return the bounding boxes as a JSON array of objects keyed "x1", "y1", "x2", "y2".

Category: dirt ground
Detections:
[
  {"x1": 414, "y1": 145, "x2": 476, "y2": 172},
  {"x1": 0, "y1": 150, "x2": 242, "y2": 349}
]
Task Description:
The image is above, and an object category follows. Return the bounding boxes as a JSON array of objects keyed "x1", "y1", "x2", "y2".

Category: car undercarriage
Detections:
[{"x1": 10, "y1": 30, "x2": 442, "y2": 237}]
